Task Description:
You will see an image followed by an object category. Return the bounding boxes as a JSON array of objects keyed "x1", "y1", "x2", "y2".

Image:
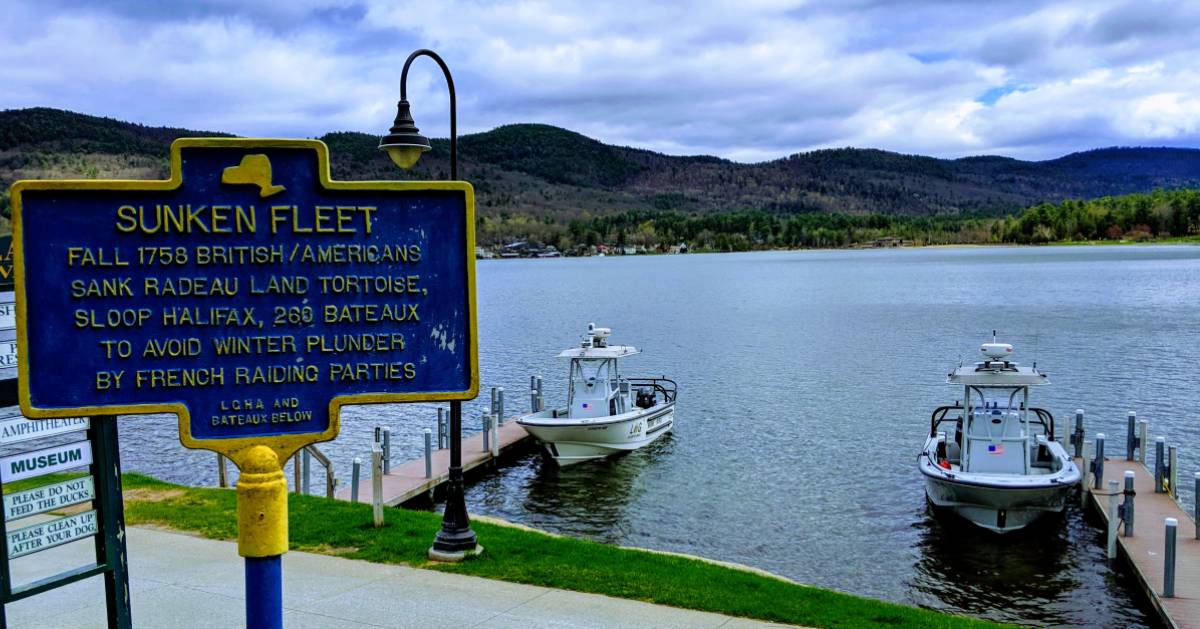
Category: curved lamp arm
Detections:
[{"x1": 400, "y1": 49, "x2": 457, "y2": 180}]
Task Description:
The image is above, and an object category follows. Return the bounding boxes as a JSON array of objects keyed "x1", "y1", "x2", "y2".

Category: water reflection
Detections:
[
  {"x1": 910, "y1": 502, "x2": 1158, "y2": 627},
  {"x1": 461, "y1": 434, "x2": 676, "y2": 543}
]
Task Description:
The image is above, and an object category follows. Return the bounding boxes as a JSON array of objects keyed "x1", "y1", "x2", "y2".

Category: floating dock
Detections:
[
  {"x1": 335, "y1": 420, "x2": 533, "y2": 507},
  {"x1": 1078, "y1": 455, "x2": 1199, "y2": 629}
]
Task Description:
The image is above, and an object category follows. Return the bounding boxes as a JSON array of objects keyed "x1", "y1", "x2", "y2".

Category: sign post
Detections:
[{"x1": 11, "y1": 139, "x2": 477, "y2": 628}]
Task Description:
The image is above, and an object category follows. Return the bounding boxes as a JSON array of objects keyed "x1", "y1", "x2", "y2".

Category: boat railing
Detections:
[
  {"x1": 628, "y1": 377, "x2": 677, "y2": 403},
  {"x1": 929, "y1": 403, "x2": 1055, "y2": 441},
  {"x1": 929, "y1": 403, "x2": 962, "y2": 437}
]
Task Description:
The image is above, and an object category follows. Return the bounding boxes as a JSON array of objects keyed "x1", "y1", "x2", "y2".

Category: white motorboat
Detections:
[
  {"x1": 918, "y1": 338, "x2": 1081, "y2": 533},
  {"x1": 516, "y1": 323, "x2": 677, "y2": 465}
]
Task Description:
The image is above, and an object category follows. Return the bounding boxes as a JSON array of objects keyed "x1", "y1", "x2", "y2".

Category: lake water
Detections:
[{"x1": 122, "y1": 245, "x2": 1200, "y2": 627}]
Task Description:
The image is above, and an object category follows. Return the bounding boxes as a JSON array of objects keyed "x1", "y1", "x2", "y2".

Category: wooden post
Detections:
[{"x1": 217, "y1": 454, "x2": 228, "y2": 488}]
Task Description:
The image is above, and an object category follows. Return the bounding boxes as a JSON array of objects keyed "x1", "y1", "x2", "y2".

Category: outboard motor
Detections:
[{"x1": 636, "y1": 387, "x2": 657, "y2": 409}]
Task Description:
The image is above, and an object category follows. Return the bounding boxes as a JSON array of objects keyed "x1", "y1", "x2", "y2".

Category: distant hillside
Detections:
[{"x1": 3, "y1": 107, "x2": 1200, "y2": 237}]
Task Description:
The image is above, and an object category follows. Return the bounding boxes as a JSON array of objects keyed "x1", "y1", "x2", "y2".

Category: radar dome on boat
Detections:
[
  {"x1": 583, "y1": 322, "x2": 612, "y2": 348},
  {"x1": 980, "y1": 342, "x2": 1013, "y2": 360}
]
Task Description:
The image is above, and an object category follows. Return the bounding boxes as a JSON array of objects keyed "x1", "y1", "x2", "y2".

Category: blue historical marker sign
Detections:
[{"x1": 11, "y1": 139, "x2": 477, "y2": 456}]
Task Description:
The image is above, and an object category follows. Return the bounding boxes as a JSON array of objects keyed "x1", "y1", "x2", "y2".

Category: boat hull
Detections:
[
  {"x1": 516, "y1": 403, "x2": 674, "y2": 465},
  {"x1": 922, "y1": 474, "x2": 1074, "y2": 533}
]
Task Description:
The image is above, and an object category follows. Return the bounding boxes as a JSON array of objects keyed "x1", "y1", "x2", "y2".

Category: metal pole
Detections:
[
  {"x1": 424, "y1": 428, "x2": 433, "y2": 479},
  {"x1": 1094, "y1": 433, "x2": 1105, "y2": 490},
  {"x1": 431, "y1": 399, "x2": 478, "y2": 556},
  {"x1": 1072, "y1": 409, "x2": 1084, "y2": 458},
  {"x1": 1164, "y1": 518, "x2": 1177, "y2": 598},
  {"x1": 438, "y1": 407, "x2": 447, "y2": 449},
  {"x1": 382, "y1": 427, "x2": 392, "y2": 475},
  {"x1": 301, "y1": 447, "x2": 311, "y2": 495},
  {"x1": 351, "y1": 458, "x2": 361, "y2": 503},
  {"x1": 399, "y1": 51, "x2": 476, "y2": 558},
  {"x1": 1106, "y1": 479, "x2": 1119, "y2": 559},
  {"x1": 1126, "y1": 411, "x2": 1137, "y2": 461},
  {"x1": 1138, "y1": 420, "x2": 1148, "y2": 465},
  {"x1": 1123, "y1": 470, "x2": 1135, "y2": 537},
  {"x1": 531, "y1": 388, "x2": 538, "y2": 413},
  {"x1": 1155, "y1": 437, "x2": 1166, "y2": 494},
  {"x1": 497, "y1": 387, "x2": 505, "y2": 424},
  {"x1": 245, "y1": 556, "x2": 282, "y2": 629},
  {"x1": 1167, "y1": 445, "x2": 1177, "y2": 498},
  {"x1": 371, "y1": 443, "x2": 384, "y2": 528},
  {"x1": 490, "y1": 387, "x2": 498, "y2": 416},
  {"x1": 482, "y1": 413, "x2": 491, "y2": 453},
  {"x1": 535, "y1": 375, "x2": 544, "y2": 412}
]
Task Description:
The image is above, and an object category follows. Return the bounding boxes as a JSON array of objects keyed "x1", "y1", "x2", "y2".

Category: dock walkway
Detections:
[
  {"x1": 335, "y1": 420, "x2": 532, "y2": 507},
  {"x1": 1079, "y1": 456, "x2": 1199, "y2": 629}
]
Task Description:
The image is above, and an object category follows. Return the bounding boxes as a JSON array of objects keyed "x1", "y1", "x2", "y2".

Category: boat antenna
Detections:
[{"x1": 1032, "y1": 328, "x2": 1040, "y2": 370}]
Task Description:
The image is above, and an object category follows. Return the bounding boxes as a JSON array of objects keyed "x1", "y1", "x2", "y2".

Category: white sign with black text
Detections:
[
  {"x1": 6, "y1": 509, "x2": 98, "y2": 559},
  {"x1": 0, "y1": 414, "x2": 89, "y2": 446},
  {"x1": 0, "y1": 440, "x2": 93, "y2": 483},
  {"x1": 4, "y1": 476, "x2": 95, "y2": 522}
]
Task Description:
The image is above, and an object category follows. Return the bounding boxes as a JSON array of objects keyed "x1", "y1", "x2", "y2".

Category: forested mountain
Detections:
[{"x1": 3, "y1": 107, "x2": 1200, "y2": 245}]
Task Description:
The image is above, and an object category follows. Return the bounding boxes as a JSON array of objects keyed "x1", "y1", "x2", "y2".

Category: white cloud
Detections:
[{"x1": 1, "y1": 0, "x2": 1198, "y2": 161}]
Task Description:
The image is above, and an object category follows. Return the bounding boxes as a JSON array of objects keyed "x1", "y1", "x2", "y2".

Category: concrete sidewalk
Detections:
[{"x1": 6, "y1": 526, "x2": 792, "y2": 628}]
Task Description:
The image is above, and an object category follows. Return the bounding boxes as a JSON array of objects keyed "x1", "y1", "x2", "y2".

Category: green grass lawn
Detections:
[{"x1": 92, "y1": 473, "x2": 1007, "y2": 629}]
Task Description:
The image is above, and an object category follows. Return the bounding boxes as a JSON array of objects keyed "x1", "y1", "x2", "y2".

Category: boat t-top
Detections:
[
  {"x1": 918, "y1": 337, "x2": 1080, "y2": 533},
  {"x1": 516, "y1": 323, "x2": 677, "y2": 465}
]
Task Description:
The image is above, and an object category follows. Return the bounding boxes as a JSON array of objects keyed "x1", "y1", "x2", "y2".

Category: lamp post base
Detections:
[{"x1": 428, "y1": 544, "x2": 484, "y2": 563}]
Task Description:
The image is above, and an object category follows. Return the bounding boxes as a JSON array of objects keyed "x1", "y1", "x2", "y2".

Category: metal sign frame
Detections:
[
  {"x1": 10, "y1": 138, "x2": 479, "y2": 466},
  {"x1": 0, "y1": 415, "x2": 131, "y2": 629}
]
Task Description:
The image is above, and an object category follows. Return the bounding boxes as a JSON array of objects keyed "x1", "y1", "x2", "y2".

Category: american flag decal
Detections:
[{"x1": 987, "y1": 444, "x2": 1005, "y2": 455}]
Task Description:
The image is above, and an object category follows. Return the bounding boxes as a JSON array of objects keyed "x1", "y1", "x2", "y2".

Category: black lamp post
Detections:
[{"x1": 380, "y1": 49, "x2": 477, "y2": 558}]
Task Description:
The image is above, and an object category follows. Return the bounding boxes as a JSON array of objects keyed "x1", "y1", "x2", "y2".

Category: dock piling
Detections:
[
  {"x1": 490, "y1": 387, "x2": 498, "y2": 417},
  {"x1": 1093, "y1": 433, "x2": 1106, "y2": 489},
  {"x1": 424, "y1": 428, "x2": 433, "y2": 479},
  {"x1": 1164, "y1": 518, "x2": 1178, "y2": 598},
  {"x1": 293, "y1": 452, "x2": 301, "y2": 493},
  {"x1": 1126, "y1": 411, "x2": 1138, "y2": 461},
  {"x1": 1082, "y1": 447, "x2": 1092, "y2": 507},
  {"x1": 1195, "y1": 472, "x2": 1200, "y2": 540},
  {"x1": 482, "y1": 413, "x2": 491, "y2": 453},
  {"x1": 1155, "y1": 437, "x2": 1167, "y2": 494},
  {"x1": 1107, "y1": 479, "x2": 1119, "y2": 559},
  {"x1": 1167, "y1": 446, "x2": 1177, "y2": 498},
  {"x1": 438, "y1": 408, "x2": 447, "y2": 449},
  {"x1": 1138, "y1": 420, "x2": 1148, "y2": 465},
  {"x1": 217, "y1": 453, "x2": 229, "y2": 488},
  {"x1": 382, "y1": 427, "x2": 392, "y2": 474},
  {"x1": 497, "y1": 388, "x2": 505, "y2": 424},
  {"x1": 491, "y1": 415, "x2": 500, "y2": 458},
  {"x1": 1071, "y1": 409, "x2": 1085, "y2": 458},
  {"x1": 1122, "y1": 470, "x2": 1136, "y2": 537},
  {"x1": 536, "y1": 375, "x2": 544, "y2": 412},
  {"x1": 302, "y1": 447, "x2": 312, "y2": 495},
  {"x1": 351, "y1": 458, "x2": 361, "y2": 503},
  {"x1": 371, "y1": 443, "x2": 383, "y2": 528}
]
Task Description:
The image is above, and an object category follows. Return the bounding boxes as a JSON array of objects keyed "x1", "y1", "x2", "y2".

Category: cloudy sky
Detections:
[{"x1": 2, "y1": 0, "x2": 1198, "y2": 162}]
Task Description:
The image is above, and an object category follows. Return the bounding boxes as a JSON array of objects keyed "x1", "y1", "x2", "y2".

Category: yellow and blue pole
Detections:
[{"x1": 236, "y1": 445, "x2": 289, "y2": 629}]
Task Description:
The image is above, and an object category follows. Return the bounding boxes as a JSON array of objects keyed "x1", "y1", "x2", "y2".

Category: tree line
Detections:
[{"x1": 475, "y1": 188, "x2": 1200, "y2": 253}]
